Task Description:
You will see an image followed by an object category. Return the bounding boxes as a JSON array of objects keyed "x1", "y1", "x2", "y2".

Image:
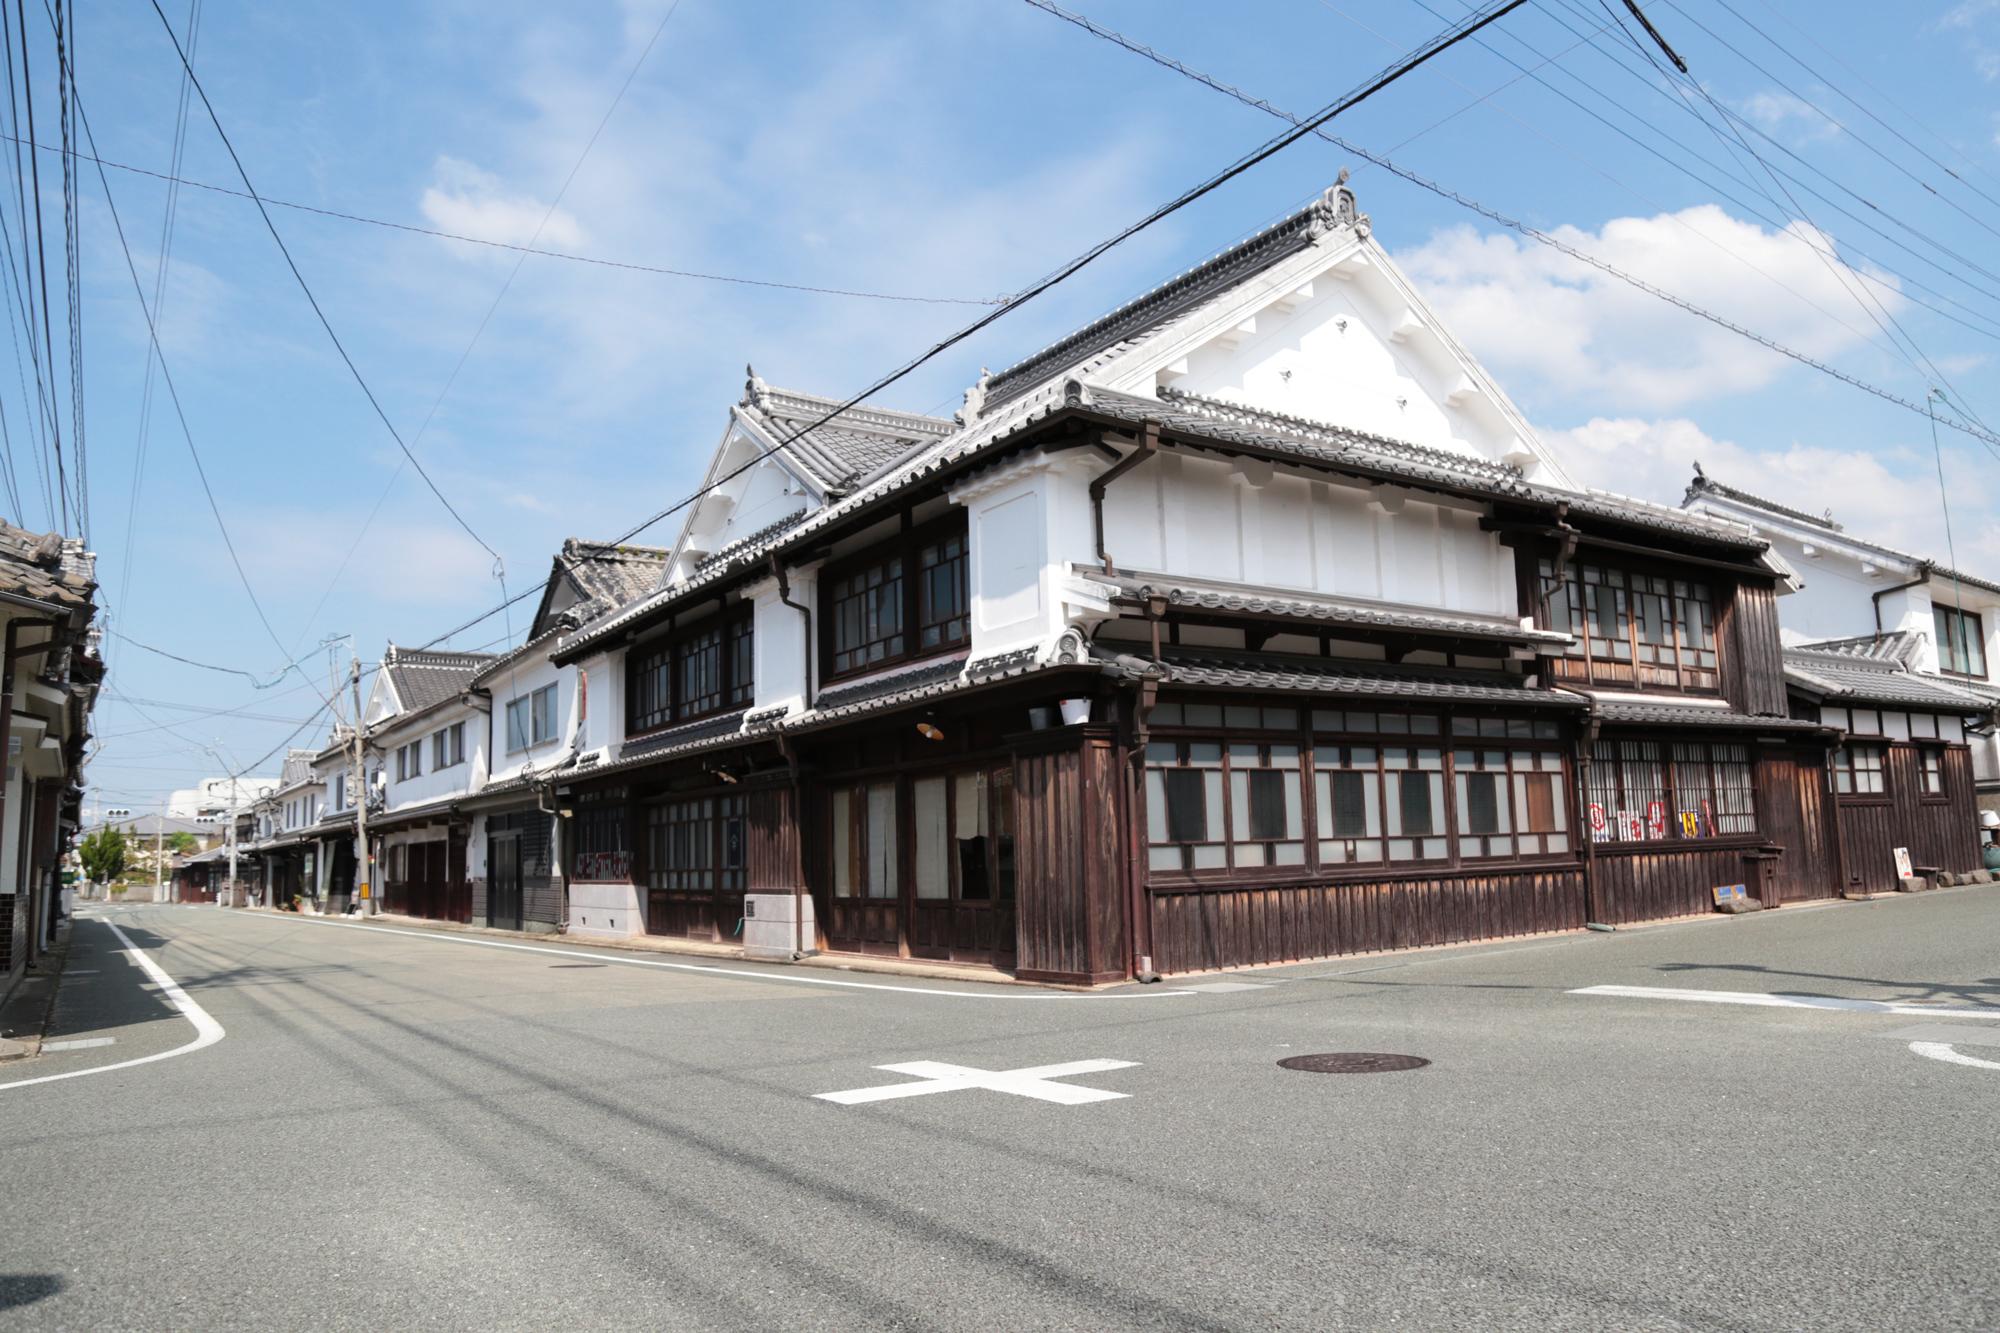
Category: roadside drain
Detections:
[{"x1": 1279, "y1": 1052, "x2": 1430, "y2": 1074}]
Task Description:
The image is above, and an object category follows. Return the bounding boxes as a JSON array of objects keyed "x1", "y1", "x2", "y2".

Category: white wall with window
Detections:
[
  {"x1": 485, "y1": 653, "x2": 579, "y2": 789},
  {"x1": 377, "y1": 699, "x2": 485, "y2": 815}
]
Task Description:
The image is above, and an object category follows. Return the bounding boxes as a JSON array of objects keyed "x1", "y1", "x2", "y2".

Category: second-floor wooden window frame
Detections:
[
  {"x1": 626, "y1": 608, "x2": 754, "y2": 738},
  {"x1": 1539, "y1": 556, "x2": 1718, "y2": 692},
  {"x1": 822, "y1": 515, "x2": 970, "y2": 682},
  {"x1": 1831, "y1": 742, "x2": 1887, "y2": 797},
  {"x1": 1918, "y1": 745, "x2": 1948, "y2": 800},
  {"x1": 1934, "y1": 604, "x2": 1986, "y2": 678}
]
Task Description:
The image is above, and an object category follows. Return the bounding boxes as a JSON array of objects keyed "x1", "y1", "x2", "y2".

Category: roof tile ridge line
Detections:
[
  {"x1": 1574, "y1": 482, "x2": 1756, "y2": 528},
  {"x1": 753, "y1": 384, "x2": 955, "y2": 434},
  {"x1": 1151, "y1": 384, "x2": 1525, "y2": 478},
  {"x1": 987, "y1": 190, "x2": 1345, "y2": 397},
  {"x1": 1684, "y1": 472, "x2": 1843, "y2": 531},
  {"x1": 735, "y1": 401, "x2": 848, "y2": 484}
]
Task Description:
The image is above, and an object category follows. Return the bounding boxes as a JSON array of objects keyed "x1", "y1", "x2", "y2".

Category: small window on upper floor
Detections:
[
  {"x1": 1540, "y1": 557, "x2": 1718, "y2": 693},
  {"x1": 1934, "y1": 605, "x2": 1986, "y2": 678},
  {"x1": 507, "y1": 683, "x2": 558, "y2": 753}
]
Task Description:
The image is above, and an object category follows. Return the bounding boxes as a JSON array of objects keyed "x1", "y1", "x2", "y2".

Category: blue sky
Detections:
[{"x1": 57, "y1": 0, "x2": 2000, "y2": 807}]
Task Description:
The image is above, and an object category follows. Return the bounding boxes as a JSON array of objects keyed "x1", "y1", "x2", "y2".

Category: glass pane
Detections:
[
  {"x1": 832, "y1": 791, "x2": 854, "y2": 897},
  {"x1": 913, "y1": 777, "x2": 949, "y2": 900},
  {"x1": 956, "y1": 772, "x2": 992, "y2": 901},
  {"x1": 1163, "y1": 769, "x2": 1207, "y2": 843},
  {"x1": 1463, "y1": 772, "x2": 1502, "y2": 835},
  {"x1": 866, "y1": 784, "x2": 898, "y2": 898},
  {"x1": 1247, "y1": 770, "x2": 1291, "y2": 841}
]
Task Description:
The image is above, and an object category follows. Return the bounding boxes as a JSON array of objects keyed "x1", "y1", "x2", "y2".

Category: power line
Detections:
[
  {"x1": 108, "y1": 630, "x2": 296, "y2": 687},
  {"x1": 294, "y1": 0, "x2": 683, "y2": 663},
  {"x1": 114, "y1": 0, "x2": 200, "y2": 656},
  {"x1": 0, "y1": 132, "x2": 1001, "y2": 308},
  {"x1": 15, "y1": 0, "x2": 64, "y2": 534},
  {"x1": 416, "y1": 2, "x2": 1532, "y2": 653},
  {"x1": 146, "y1": 0, "x2": 502, "y2": 574},
  {"x1": 1020, "y1": 0, "x2": 2000, "y2": 457},
  {"x1": 595, "y1": 0, "x2": 1532, "y2": 556}
]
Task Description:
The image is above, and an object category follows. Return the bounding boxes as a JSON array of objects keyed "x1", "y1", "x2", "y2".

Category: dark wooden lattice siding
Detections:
[
  {"x1": 1592, "y1": 845, "x2": 1760, "y2": 924},
  {"x1": 1013, "y1": 734, "x2": 1127, "y2": 985},
  {"x1": 1757, "y1": 746, "x2": 1841, "y2": 902},
  {"x1": 1720, "y1": 581, "x2": 1788, "y2": 717},
  {"x1": 1839, "y1": 744, "x2": 1978, "y2": 892},
  {"x1": 1146, "y1": 868, "x2": 1584, "y2": 975},
  {"x1": 747, "y1": 782, "x2": 801, "y2": 895}
]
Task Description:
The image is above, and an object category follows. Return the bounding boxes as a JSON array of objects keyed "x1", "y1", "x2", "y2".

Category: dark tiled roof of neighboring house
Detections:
[
  {"x1": 1784, "y1": 647, "x2": 1993, "y2": 711},
  {"x1": 1683, "y1": 468, "x2": 1841, "y2": 531},
  {"x1": 1793, "y1": 631, "x2": 1924, "y2": 667},
  {"x1": 1094, "y1": 569, "x2": 1570, "y2": 646},
  {"x1": 0, "y1": 520, "x2": 93, "y2": 608},
  {"x1": 1584, "y1": 697, "x2": 1825, "y2": 731},
  {"x1": 382, "y1": 646, "x2": 497, "y2": 714},
  {"x1": 1104, "y1": 647, "x2": 1583, "y2": 708},
  {"x1": 739, "y1": 379, "x2": 954, "y2": 496},
  {"x1": 562, "y1": 539, "x2": 670, "y2": 610}
]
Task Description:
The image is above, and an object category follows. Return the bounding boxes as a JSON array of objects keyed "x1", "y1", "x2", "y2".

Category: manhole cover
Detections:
[{"x1": 1278, "y1": 1052, "x2": 1430, "y2": 1074}]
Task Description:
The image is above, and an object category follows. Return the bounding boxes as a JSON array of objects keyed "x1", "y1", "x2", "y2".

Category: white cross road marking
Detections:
[
  {"x1": 1570, "y1": 984, "x2": 2000, "y2": 1021},
  {"x1": 815, "y1": 1059, "x2": 1140, "y2": 1106}
]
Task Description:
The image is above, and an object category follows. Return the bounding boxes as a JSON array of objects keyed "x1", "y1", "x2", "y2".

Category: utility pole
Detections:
[
  {"x1": 154, "y1": 817, "x2": 163, "y2": 904},
  {"x1": 226, "y1": 773, "x2": 240, "y2": 908},
  {"x1": 350, "y1": 656, "x2": 371, "y2": 917}
]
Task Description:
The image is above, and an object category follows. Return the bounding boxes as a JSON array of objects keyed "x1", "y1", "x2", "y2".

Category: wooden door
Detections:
[
  {"x1": 821, "y1": 781, "x2": 903, "y2": 955},
  {"x1": 488, "y1": 833, "x2": 523, "y2": 932},
  {"x1": 908, "y1": 766, "x2": 1017, "y2": 967}
]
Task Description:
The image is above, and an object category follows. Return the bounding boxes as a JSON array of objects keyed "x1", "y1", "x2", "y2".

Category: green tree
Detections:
[
  {"x1": 166, "y1": 831, "x2": 199, "y2": 855},
  {"x1": 80, "y1": 827, "x2": 128, "y2": 883}
]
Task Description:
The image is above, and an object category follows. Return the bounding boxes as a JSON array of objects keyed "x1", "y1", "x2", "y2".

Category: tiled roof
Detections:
[
  {"x1": 739, "y1": 380, "x2": 954, "y2": 495},
  {"x1": 0, "y1": 521, "x2": 93, "y2": 609},
  {"x1": 812, "y1": 655, "x2": 971, "y2": 713},
  {"x1": 985, "y1": 184, "x2": 1363, "y2": 408},
  {"x1": 1105, "y1": 647, "x2": 1583, "y2": 708},
  {"x1": 561, "y1": 538, "x2": 669, "y2": 611},
  {"x1": 276, "y1": 748, "x2": 318, "y2": 788},
  {"x1": 1586, "y1": 697, "x2": 1824, "y2": 731},
  {"x1": 1783, "y1": 647, "x2": 1993, "y2": 711},
  {"x1": 1684, "y1": 470, "x2": 1840, "y2": 531},
  {"x1": 1792, "y1": 631, "x2": 1924, "y2": 667},
  {"x1": 785, "y1": 647, "x2": 1065, "y2": 732},
  {"x1": 382, "y1": 646, "x2": 497, "y2": 715},
  {"x1": 622, "y1": 709, "x2": 751, "y2": 760},
  {"x1": 1096, "y1": 570, "x2": 1569, "y2": 646},
  {"x1": 1687, "y1": 469, "x2": 2000, "y2": 594},
  {"x1": 691, "y1": 510, "x2": 810, "y2": 575}
]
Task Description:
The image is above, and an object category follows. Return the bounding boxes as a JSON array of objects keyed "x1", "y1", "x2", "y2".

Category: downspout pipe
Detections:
[
  {"x1": 1871, "y1": 568, "x2": 1930, "y2": 639},
  {"x1": 770, "y1": 552, "x2": 813, "y2": 959},
  {"x1": 1090, "y1": 422, "x2": 1159, "y2": 578}
]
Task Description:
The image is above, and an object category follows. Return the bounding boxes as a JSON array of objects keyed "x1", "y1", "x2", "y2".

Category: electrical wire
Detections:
[
  {"x1": 1020, "y1": 0, "x2": 2000, "y2": 455},
  {"x1": 410, "y1": 2, "x2": 1533, "y2": 652},
  {"x1": 0, "y1": 133, "x2": 1002, "y2": 308},
  {"x1": 14, "y1": 0, "x2": 64, "y2": 534},
  {"x1": 146, "y1": 0, "x2": 502, "y2": 574}
]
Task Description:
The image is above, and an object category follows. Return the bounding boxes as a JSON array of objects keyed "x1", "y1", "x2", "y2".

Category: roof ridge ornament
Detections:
[
  {"x1": 743, "y1": 363, "x2": 768, "y2": 408},
  {"x1": 1312, "y1": 168, "x2": 1367, "y2": 239},
  {"x1": 955, "y1": 367, "x2": 991, "y2": 426}
]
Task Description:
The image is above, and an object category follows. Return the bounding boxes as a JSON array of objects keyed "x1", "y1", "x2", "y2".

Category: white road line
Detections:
[
  {"x1": 231, "y1": 912, "x2": 1195, "y2": 1001},
  {"x1": 42, "y1": 1037, "x2": 114, "y2": 1051},
  {"x1": 0, "y1": 919, "x2": 224, "y2": 1091},
  {"x1": 1909, "y1": 1041, "x2": 2000, "y2": 1071},
  {"x1": 1571, "y1": 984, "x2": 2000, "y2": 1021}
]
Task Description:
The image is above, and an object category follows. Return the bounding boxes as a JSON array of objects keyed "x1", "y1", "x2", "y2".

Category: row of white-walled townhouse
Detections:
[
  {"x1": 1684, "y1": 470, "x2": 2000, "y2": 810},
  {"x1": 0, "y1": 524, "x2": 98, "y2": 998},
  {"x1": 227, "y1": 179, "x2": 2000, "y2": 980}
]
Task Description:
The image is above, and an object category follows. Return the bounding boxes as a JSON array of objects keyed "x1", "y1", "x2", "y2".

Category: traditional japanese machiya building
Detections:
[
  {"x1": 1683, "y1": 469, "x2": 2000, "y2": 813},
  {"x1": 545, "y1": 180, "x2": 1837, "y2": 982}
]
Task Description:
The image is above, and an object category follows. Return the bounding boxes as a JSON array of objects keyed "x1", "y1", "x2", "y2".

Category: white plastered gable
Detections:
[
  {"x1": 663, "y1": 407, "x2": 819, "y2": 587},
  {"x1": 1087, "y1": 201, "x2": 1578, "y2": 492}
]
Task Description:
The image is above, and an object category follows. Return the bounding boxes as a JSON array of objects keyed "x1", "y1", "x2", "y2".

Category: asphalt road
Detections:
[{"x1": 2, "y1": 888, "x2": 1996, "y2": 1331}]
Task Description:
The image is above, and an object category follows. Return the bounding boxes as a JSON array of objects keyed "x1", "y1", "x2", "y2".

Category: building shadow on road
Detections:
[
  {"x1": 0, "y1": 1274, "x2": 63, "y2": 1311},
  {"x1": 1652, "y1": 961, "x2": 2000, "y2": 1006}
]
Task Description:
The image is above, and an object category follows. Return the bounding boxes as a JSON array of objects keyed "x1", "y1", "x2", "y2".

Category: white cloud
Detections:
[
  {"x1": 418, "y1": 155, "x2": 587, "y2": 250},
  {"x1": 1393, "y1": 206, "x2": 1905, "y2": 412},
  {"x1": 1543, "y1": 416, "x2": 2000, "y2": 569},
  {"x1": 1737, "y1": 90, "x2": 1839, "y2": 143}
]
